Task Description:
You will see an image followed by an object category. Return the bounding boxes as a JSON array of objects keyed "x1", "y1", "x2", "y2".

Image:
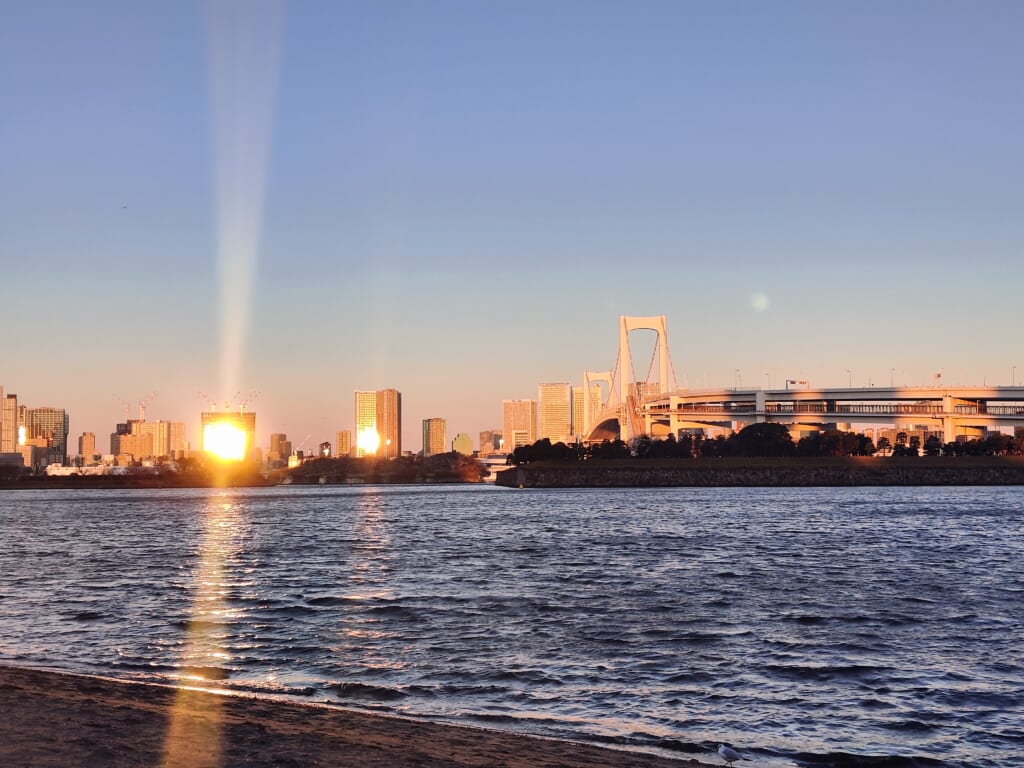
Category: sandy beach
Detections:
[{"x1": 0, "y1": 665, "x2": 712, "y2": 768}]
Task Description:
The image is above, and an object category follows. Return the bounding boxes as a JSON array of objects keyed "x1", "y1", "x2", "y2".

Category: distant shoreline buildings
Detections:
[{"x1": 6, "y1": 307, "x2": 1023, "y2": 476}]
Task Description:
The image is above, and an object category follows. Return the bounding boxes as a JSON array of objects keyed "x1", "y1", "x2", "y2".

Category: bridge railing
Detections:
[
  {"x1": 649, "y1": 401, "x2": 1024, "y2": 418},
  {"x1": 984, "y1": 405, "x2": 1024, "y2": 415},
  {"x1": 835, "y1": 404, "x2": 943, "y2": 415}
]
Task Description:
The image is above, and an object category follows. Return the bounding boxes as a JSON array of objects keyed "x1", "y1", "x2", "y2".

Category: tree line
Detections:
[{"x1": 509, "y1": 423, "x2": 1024, "y2": 465}]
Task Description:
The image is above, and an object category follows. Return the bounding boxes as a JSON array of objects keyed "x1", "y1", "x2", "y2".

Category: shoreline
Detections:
[
  {"x1": 0, "y1": 664, "x2": 710, "y2": 767},
  {"x1": 496, "y1": 456, "x2": 1024, "y2": 488}
]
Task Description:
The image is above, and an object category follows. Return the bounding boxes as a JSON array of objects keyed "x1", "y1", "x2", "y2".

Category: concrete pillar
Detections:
[{"x1": 942, "y1": 396, "x2": 956, "y2": 444}]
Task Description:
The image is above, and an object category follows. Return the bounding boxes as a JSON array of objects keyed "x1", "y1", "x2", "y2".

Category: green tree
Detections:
[{"x1": 731, "y1": 423, "x2": 795, "y2": 457}]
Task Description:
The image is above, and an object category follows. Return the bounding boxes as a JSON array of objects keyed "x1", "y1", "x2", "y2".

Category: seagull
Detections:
[{"x1": 717, "y1": 744, "x2": 745, "y2": 766}]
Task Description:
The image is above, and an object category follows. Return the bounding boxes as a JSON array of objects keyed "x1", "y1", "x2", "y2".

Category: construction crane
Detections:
[
  {"x1": 197, "y1": 391, "x2": 217, "y2": 412},
  {"x1": 112, "y1": 394, "x2": 131, "y2": 423},
  {"x1": 239, "y1": 389, "x2": 261, "y2": 413},
  {"x1": 138, "y1": 391, "x2": 158, "y2": 422}
]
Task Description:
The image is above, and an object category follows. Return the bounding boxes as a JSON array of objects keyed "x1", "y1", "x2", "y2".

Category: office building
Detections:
[
  {"x1": 20, "y1": 438, "x2": 49, "y2": 473},
  {"x1": 119, "y1": 432, "x2": 154, "y2": 461},
  {"x1": 200, "y1": 410, "x2": 257, "y2": 460},
  {"x1": 538, "y1": 383, "x2": 571, "y2": 444},
  {"x1": 422, "y1": 418, "x2": 446, "y2": 457},
  {"x1": 478, "y1": 429, "x2": 502, "y2": 457},
  {"x1": 78, "y1": 432, "x2": 97, "y2": 462},
  {"x1": 109, "y1": 420, "x2": 184, "y2": 461},
  {"x1": 139, "y1": 420, "x2": 183, "y2": 459},
  {"x1": 502, "y1": 399, "x2": 537, "y2": 450},
  {"x1": 572, "y1": 384, "x2": 602, "y2": 441},
  {"x1": 110, "y1": 420, "x2": 134, "y2": 456},
  {"x1": 354, "y1": 391, "x2": 377, "y2": 457},
  {"x1": 1, "y1": 389, "x2": 17, "y2": 453},
  {"x1": 451, "y1": 433, "x2": 473, "y2": 456},
  {"x1": 25, "y1": 407, "x2": 69, "y2": 466},
  {"x1": 355, "y1": 389, "x2": 402, "y2": 458},
  {"x1": 336, "y1": 429, "x2": 352, "y2": 457},
  {"x1": 268, "y1": 432, "x2": 292, "y2": 466},
  {"x1": 169, "y1": 422, "x2": 186, "y2": 458},
  {"x1": 376, "y1": 388, "x2": 401, "y2": 459}
]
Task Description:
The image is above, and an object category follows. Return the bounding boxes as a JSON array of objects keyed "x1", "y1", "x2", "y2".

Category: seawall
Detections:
[{"x1": 495, "y1": 457, "x2": 1024, "y2": 488}]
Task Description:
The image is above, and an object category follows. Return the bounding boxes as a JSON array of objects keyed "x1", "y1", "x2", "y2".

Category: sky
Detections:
[{"x1": 1, "y1": 1, "x2": 1022, "y2": 453}]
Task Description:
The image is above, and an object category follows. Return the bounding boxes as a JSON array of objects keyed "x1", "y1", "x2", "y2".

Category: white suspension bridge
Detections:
[{"x1": 582, "y1": 316, "x2": 1024, "y2": 445}]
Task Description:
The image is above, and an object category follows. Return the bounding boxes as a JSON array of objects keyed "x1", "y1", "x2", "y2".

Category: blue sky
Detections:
[{"x1": 2, "y1": 1, "x2": 1022, "y2": 452}]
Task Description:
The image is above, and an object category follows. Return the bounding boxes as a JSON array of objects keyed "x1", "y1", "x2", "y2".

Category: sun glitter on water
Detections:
[{"x1": 202, "y1": 422, "x2": 247, "y2": 461}]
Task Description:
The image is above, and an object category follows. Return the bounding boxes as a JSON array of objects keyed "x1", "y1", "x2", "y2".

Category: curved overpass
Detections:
[{"x1": 586, "y1": 386, "x2": 1024, "y2": 444}]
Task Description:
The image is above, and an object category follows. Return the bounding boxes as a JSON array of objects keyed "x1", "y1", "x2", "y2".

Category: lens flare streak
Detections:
[{"x1": 205, "y1": 0, "x2": 284, "y2": 404}]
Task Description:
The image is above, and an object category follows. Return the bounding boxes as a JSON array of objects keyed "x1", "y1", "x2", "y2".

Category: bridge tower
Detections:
[
  {"x1": 618, "y1": 315, "x2": 670, "y2": 405},
  {"x1": 583, "y1": 369, "x2": 613, "y2": 433},
  {"x1": 581, "y1": 315, "x2": 677, "y2": 443}
]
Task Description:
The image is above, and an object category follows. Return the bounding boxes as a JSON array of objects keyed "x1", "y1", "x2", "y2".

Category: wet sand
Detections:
[{"x1": 0, "y1": 665, "x2": 712, "y2": 767}]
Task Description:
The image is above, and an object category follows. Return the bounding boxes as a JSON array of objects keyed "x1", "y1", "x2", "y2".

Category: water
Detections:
[{"x1": 0, "y1": 485, "x2": 1021, "y2": 767}]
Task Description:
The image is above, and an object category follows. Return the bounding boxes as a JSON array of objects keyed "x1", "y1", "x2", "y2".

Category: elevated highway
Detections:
[
  {"x1": 596, "y1": 386, "x2": 1024, "y2": 444},
  {"x1": 579, "y1": 316, "x2": 1024, "y2": 444}
]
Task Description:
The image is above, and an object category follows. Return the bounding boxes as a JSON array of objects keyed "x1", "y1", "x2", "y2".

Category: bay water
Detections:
[{"x1": 0, "y1": 485, "x2": 1021, "y2": 767}]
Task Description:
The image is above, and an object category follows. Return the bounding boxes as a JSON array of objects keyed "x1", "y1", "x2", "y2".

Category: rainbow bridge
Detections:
[{"x1": 584, "y1": 316, "x2": 1024, "y2": 444}]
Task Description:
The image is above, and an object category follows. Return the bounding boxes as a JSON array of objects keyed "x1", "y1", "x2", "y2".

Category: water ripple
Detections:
[{"x1": 0, "y1": 485, "x2": 1021, "y2": 767}]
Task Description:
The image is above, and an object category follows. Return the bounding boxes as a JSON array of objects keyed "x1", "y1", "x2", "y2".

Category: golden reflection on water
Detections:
[
  {"x1": 161, "y1": 497, "x2": 245, "y2": 768},
  {"x1": 335, "y1": 492, "x2": 406, "y2": 673}
]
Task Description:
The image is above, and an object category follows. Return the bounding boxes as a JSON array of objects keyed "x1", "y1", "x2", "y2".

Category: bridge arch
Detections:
[
  {"x1": 586, "y1": 413, "x2": 621, "y2": 442},
  {"x1": 619, "y1": 315, "x2": 670, "y2": 406}
]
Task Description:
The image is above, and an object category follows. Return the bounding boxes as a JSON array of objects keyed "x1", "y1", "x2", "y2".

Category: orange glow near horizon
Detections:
[{"x1": 203, "y1": 422, "x2": 247, "y2": 461}]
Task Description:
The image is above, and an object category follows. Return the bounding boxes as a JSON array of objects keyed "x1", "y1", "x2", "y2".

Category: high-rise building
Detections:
[
  {"x1": 109, "y1": 420, "x2": 184, "y2": 461},
  {"x1": 336, "y1": 429, "x2": 352, "y2": 456},
  {"x1": 571, "y1": 384, "x2": 602, "y2": 441},
  {"x1": 25, "y1": 407, "x2": 69, "y2": 465},
  {"x1": 538, "y1": 383, "x2": 571, "y2": 444},
  {"x1": 478, "y1": 429, "x2": 503, "y2": 457},
  {"x1": 20, "y1": 438, "x2": 49, "y2": 473},
  {"x1": 268, "y1": 432, "x2": 292, "y2": 465},
  {"x1": 376, "y1": 388, "x2": 401, "y2": 459},
  {"x1": 118, "y1": 432, "x2": 154, "y2": 462},
  {"x1": 270, "y1": 432, "x2": 287, "y2": 458},
  {"x1": 169, "y1": 422, "x2": 186, "y2": 458},
  {"x1": 138, "y1": 421, "x2": 182, "y2": 459},
  {"x1": 318, "y1": 441, "x2": 332, "y2": 458},
  {"x1": 422, "y1": 418, "x2": 446, "y2": 457},
  {"x1": 502, "y1": 399, "x2": 537, "y2": 450},
  {"x1": 110, "y1": 420, "x2": 135, "y2": 456},
  {"x1": 354, "y1": 391, "x2": 377, "y2": 457},
  {"x1": 78, "y1": 432, "x2": 97, "y2": 460},
  {"x1": 200, "y1": 410, "x2": 257, "y2": 460},
  {"x1": 0, "y1": 389, "x2": 17, "y2": 453},
  {"x1": 355, "y1": 389, "x2": 402, "y2": 458},
  {"x1": 451, "y1": 433, "x2": 473, "y2": 456}
]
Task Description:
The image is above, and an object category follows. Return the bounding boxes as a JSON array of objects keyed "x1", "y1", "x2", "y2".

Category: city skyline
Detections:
[{"x1": 2, "y1": 3, "x2": 1022, "y2": 451}]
